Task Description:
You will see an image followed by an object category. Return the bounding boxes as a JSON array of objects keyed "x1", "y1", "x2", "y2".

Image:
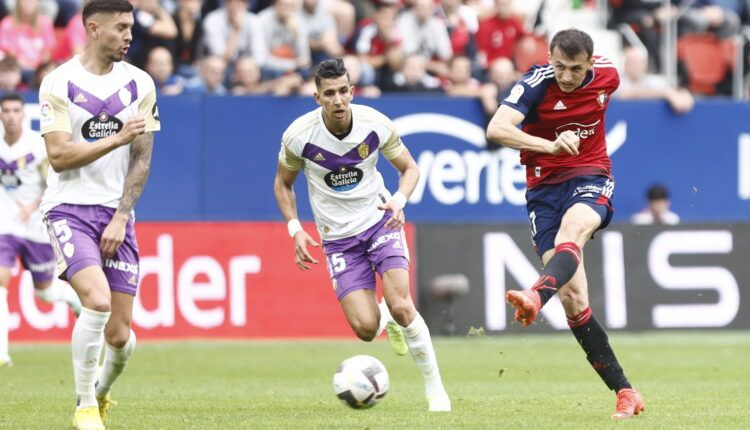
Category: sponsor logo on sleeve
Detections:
[
  {"x1": 40, "y1": 101, "x2": 54, "y2": 125},
  {"x1": 504, "y1": 85, "x2": 525, "y2": 104},
  {"x1": 152, "y1": 104, "x2": 160, "y2": 122}
]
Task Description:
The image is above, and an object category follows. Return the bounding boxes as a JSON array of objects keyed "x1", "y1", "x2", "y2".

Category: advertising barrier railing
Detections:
[
  {"x1": 6, "y1": 222, "x2": 415, "y2": 341},
  {"x1": 417, "y1": 224, "x2": 750, "y2": 334}
]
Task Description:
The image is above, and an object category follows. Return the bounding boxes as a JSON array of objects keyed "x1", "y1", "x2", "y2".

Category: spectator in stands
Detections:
[
  {"x1": 443, "y1": 55, "x2": 481, "y2": 97},
  {"x1": 475, "y1": 0, "x2": 525, "y2": 70},
  {"x1": 385, "y1": 54, "x2": 443, "y2": 93},
  {"x1": 327, "y1": 0, "x2": 356, "y2": 43},
  {"x1": 258, "y1": 0, "x2": 311, "y2": 80},
  {"x1": 145, "y1": 46, "x2": 185, "y2": 95},
  {"x1": 615, "y1": 47, "x2": 694, "y2": 114},
  {"x1": 300, "y1": 0, "x2": 344, "y2": 65},
  {"x1": 0, "y1": 0, "x2": 55, "y2": 83},
  {"x1": 441, "y1": 0, "x2": 479, "y2": 59},
  {"x1": 128, "y1": 0, "x2": 178, "y2": 69},
  {"x1": 631, "y1": 184, "x2": 680, "y2": 225},
  {"x1": 202, "y1": 0, "x2": 267, "y2": 67},
  {"x1": 353, "y1": 0, "x2": 404, "y2": 88},
  {"x1": 609, "y1": 0, "x2": 665, "y2": 72},
  {"x1": 479, "y1": 56, "x2": 517, "y2": 118},
  {"x1": 30, "y1": 60, "x2": 56, "y2": 90},
  {"x1": 397, "y1": 0, "x2": 453, "y2": 77},
  {"x1": 186, "y1": 55, "x2": 228, "y2": 95},
  {"x1": 343, "y1": 54, "x2": 381, "y2": 97},
  {"x1": 63, "y1": 5, "x2": 86, "y2": 59},
  {"x1": 231, "y1": 55, "x2": 302, "y2": 95},
  {"x1": 677, "y1": 0, "x2": 741, "y2": 39},
  {"x1": 0, "y1": 56, "x2": 23, "y2": 92},
  {"x1": 4, "y1": 0, "x2": 59, "y2": 22},
  {"x1": 172, "y1": 0, "x2": 204, "y2": 78}
]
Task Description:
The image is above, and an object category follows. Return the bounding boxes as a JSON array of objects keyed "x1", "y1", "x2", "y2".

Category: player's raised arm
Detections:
[
  {"x1": 274, "y1": 162, "x2": 319, "y2": 270},
  {"x1": 379, "y1": 147, "x2": 419, "y2": 230},
  {"x1": 43, "y1": 115, "x2": 146, "y2": 172}
]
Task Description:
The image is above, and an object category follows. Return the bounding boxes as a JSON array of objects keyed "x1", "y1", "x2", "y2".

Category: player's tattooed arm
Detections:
[{"x1": 117, "y1": 131, "x2": 154, "y2": 215}]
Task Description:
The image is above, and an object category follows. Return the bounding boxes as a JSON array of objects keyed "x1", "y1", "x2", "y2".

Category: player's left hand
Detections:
[
  {"x1": 378, "y1": 200, "x2": 405, "y2": 230},
  {"x1": 100, "y1": 212, "x2": 129, "y2": 259}
]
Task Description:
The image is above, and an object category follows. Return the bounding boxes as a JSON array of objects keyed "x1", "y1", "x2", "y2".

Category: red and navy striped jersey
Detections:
[{"x1": 501, "y1": 55, "x2": 619, "y2": 189}]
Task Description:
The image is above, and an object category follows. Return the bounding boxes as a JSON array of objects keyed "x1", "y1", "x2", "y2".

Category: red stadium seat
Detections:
[
  {"x1": 677, "y1": 33, "x2": 729, "y2": 95},
  {"x1": 514, "y1": 35, "x2": 549, "y2": 73}
]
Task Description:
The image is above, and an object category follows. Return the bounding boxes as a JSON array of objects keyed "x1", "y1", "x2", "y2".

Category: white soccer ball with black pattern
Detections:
[{"x1": 332, "y1": 355, "x2": 389, "y2": 409}]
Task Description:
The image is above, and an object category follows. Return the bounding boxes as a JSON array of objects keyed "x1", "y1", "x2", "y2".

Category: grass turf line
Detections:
[{"x1": 1, "y1": 332, "x2": 749, "y2": 429}]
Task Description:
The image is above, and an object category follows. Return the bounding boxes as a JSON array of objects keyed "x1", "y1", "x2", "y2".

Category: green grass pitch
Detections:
[{"x1": 1, "y1": 332, "x2": 749, "y2": 429}]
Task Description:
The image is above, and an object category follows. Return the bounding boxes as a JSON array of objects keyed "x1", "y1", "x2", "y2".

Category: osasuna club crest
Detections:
[{"x1": 597, "y1": 90, "x2": 608, "y2": 106}]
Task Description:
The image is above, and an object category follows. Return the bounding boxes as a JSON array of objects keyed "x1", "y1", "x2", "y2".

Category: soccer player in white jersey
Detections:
[
  {"x1": 38, "y1": 1, "x2": 160, "y2": 428},
  {"x1": 274, "y1": 58, "x2": 451, "y2": 412},
  {"x1": 0, "y1": 93, "x2": 82, "y2": 368}
]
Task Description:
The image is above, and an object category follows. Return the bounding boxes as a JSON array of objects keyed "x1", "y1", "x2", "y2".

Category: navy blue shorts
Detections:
[{"x1": 526, "y1": 175, "x2": 614, "y2": 258}]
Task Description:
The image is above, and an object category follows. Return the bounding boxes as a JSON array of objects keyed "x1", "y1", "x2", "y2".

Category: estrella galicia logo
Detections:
[
  {"x1": 0, "y1": 168, "x2": 20, "y2": 189},
  {"x1": 325, "y1": 166, "x2": 363, "y2": 191},
  {"x1": 82, "y1": 111, "x2": 123, "y2": 140}
]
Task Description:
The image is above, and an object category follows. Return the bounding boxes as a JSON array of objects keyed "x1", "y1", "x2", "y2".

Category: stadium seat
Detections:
[{"x1": 677, "y1": 33, "x2": 729, "y2": 95}]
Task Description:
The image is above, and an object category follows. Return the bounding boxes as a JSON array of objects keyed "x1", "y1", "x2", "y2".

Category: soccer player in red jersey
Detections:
[{"x1": 486, "y1": 28, "x2": 644, "y2": 419}]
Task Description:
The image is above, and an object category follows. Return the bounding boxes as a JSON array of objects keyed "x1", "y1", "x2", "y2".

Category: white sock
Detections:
[
  {"x1": 376, "y1": 300, "x2": 393, "y2": 337},
  {"x1": 403, "y1": 313, "x2": 445, "y2": 394},
  {"x1": 95, "y1": 329, "x2": 136, "y2": 397},
  {"x1": 72, "y1": 307, "x2": 110, "y2": 408},
  {"x1": 0, "y1": 288, "x2": 9, "y2": 360},
  {"x1": 35, "y1": 280, "x2": 82, "y2": 316}
]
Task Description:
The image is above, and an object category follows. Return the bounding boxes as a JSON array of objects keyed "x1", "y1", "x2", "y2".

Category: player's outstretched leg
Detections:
[
  {"x1": 401, "y1": 313, "x2": 451, "y2": 411},
  {"x1": 95, "y1": 329, "x2": 135, "y2": 424},
  {"x1": 72, "y1": 307, "x2": 110, "y2": 430},
  {"x1": 376, "y1": 300, "x2": 408, "y2": 356},
  {"x1": 567, "y1": 307, "x2": 644, "y2": 419},
  {"x1": 0, "y1": 287, "x2": 12, "y2": 367},
  {"x1": 35, "y1": 279, "x2": 82, "y2": 316},
  {"x1": 506, "y1": 242, "x2": 581, "y2": 326},
  {"x1": 383, "y1": 268, "x2": 450, "y2": 411}
]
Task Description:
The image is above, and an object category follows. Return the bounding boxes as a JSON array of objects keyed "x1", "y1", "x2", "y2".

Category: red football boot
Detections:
[
  {"x1": 611, "y1": 388, "x2": 645, "y2": 419},
  {"x1": 505, "y1": 289, "x2": 542, "y2": 327}
]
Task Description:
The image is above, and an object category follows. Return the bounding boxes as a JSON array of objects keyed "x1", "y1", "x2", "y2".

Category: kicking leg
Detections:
[
  {"x1": 559, "y1": 262, "x2": 644, "y2": 419},
  {"x1": 382, "y1": 268, "x2": 450, "y2": 412},
  {"x1": 506, "y1": 203, "x2": 595, "y2": 326}
]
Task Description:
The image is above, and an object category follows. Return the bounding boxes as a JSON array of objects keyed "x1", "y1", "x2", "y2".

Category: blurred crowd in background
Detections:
[{"x1": 1, "y1": 0, "x2": 750, "y2": 117}]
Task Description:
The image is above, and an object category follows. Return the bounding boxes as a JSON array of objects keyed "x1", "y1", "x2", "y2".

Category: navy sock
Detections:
[
  {"x1": 569, "y1": 307, "x2": 632, "y2": 392},
  {"x1": 533, "y1": 242, "x2": 581, "y2": 306}
]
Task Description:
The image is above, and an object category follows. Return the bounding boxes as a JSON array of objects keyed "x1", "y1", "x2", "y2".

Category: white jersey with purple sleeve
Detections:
[{"x1": 278, "y1": 104, "x2": 405, "y2": 241}]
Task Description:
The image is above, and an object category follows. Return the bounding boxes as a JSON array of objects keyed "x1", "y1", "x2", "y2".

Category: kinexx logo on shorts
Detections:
[
  {"x1": 367, "y1": 232, "x2": 402, "y2": 252},
  {"x1": 104, "y1": 259, "x2": 139, "y2": 275}
]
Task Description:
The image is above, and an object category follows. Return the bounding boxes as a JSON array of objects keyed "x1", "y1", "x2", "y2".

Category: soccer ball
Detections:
[{"x1": 332, "y1": 355, "x2": 389, "y2": 409}]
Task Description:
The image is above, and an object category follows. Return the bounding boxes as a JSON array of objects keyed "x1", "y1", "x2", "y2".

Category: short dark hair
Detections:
[
  {"x1": 549, "y1": 28, "x2": 594, "y2": 59},
  {"x1": 0, "y1": 92, "x2": 24, "y2": 107},
  {"x1": 314, "y1": 58, "x2": 349, "y2": 88},
  {"x1": 0, "y1": 56, "x2": 20, "y2": 72},
  {"x1": 82, "y1": 0, "x2": 134, "y2": 24},
  {"x1": 647, "y1": 184, "x2": 670, "y2": 201}
]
